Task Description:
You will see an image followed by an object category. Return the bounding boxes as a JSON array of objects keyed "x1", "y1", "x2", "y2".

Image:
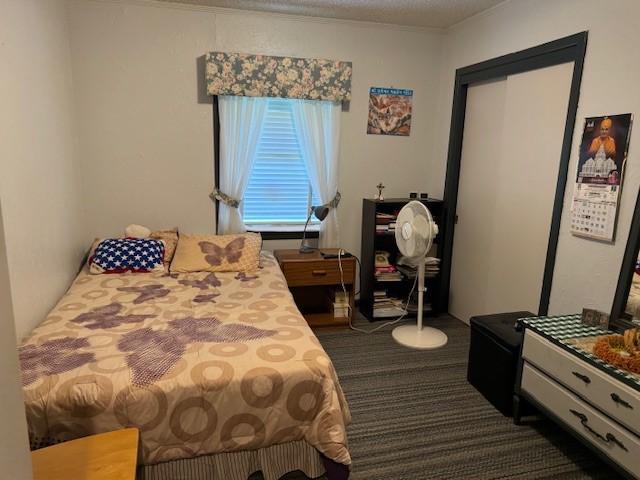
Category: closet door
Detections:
[
  {"x1": 449, "y1": 62, "x2": 574, "y2": 323},
  {"x1": 449, "y1": 78, "x2": 507, "y2": 324}
]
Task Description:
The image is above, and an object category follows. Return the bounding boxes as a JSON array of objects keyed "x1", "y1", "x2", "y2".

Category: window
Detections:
[{"x1": 243, "y1": 98, "x2": 319, "y2": 227}]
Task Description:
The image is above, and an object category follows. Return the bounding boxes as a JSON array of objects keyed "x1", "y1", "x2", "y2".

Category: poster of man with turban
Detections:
[
  {"x1": 367, "y1": 87, "x2": 413, "y2": 136},
  {"x1": 571, "y1": 113, "x2": 633, "y2": 241}
]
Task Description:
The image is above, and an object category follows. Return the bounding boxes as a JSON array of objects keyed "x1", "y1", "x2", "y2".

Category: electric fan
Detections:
[{"x1": 392, "y1": 201, "x2": 448, "y2": 349}]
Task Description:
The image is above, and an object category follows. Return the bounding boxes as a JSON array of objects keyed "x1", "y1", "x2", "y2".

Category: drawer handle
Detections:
[
  {"x1": 572, "y1": 371, "x2": 591, "y2": 384},
  {"x1": 569, "y1": 409, "x2": 628, "y2": 452},
  {"x1": 312, "y1": 270, "x2": 327, "y2": 276},
  {"x1": 611, "y1": 393, "x2": 634, "y2": 410}
]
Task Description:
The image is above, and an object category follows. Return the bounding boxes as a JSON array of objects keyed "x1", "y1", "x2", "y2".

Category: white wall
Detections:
[
  {"x1": 0, "y1": 201, "x2": 32, "y2": 480},
  {"x1": 67, "y1": 0, "x2": 443, "y2": 256},
  {"x1": 435, "y1": 0, "x2": 640, "y2": 316},
  {"x1": 0, "y1": 0, "x2": 88, "y2": 339}
]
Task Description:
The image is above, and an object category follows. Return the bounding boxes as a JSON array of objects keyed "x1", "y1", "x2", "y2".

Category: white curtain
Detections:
[
  {"x1": 291, "y1": 99, "x2": 342, "y2": 247},
  {"x1": 217, "y1": 95, "x2": 269, "y2": 234}
]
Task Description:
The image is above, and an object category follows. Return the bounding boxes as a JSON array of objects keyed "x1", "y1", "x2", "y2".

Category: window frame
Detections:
[{"x1": 213, "y1": 96, "x2": 318, "y2": 240}]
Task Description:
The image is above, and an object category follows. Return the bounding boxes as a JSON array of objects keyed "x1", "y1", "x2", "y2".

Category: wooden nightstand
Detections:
[
  {"x1": 32, "y1": 428, "x2": 139, "y2": 480},
  {"x1": 275, "y1": 249, "x2": 355, "y2": 327}
]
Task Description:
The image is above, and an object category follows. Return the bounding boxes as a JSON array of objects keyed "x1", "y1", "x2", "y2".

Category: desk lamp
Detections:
[{"x1": 300, "y1": 205, "x2": 329, "y2": 253}]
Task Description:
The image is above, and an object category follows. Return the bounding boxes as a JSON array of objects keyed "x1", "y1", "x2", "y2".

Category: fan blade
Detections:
[
  {"x1": 414, "y1": 232, "x2": 428, "y2": 257},
  {"x1": 397, "y1": 207, "x2": 414, "y2": 229},
  {"x1": 405, "y1": 233, "x2": 417, "y2": 257}
]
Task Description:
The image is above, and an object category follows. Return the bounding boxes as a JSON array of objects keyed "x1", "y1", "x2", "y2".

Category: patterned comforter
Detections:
[{"x1": 19, "y1": 252, "x2": 351, "y2": 465}]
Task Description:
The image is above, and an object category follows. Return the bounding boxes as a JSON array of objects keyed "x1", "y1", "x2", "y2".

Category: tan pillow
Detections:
[
  {"x1": 170, "y1": 233, "x2": 262, "y2": 273},
  {"x1": 150, "y1": 228, "x2": 178, "y2": 265}
]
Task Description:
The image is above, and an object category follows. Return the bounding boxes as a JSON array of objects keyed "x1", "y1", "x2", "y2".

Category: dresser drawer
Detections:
[
  {"x1": 522, "y1": 364, "x2": 640, "y2": 479},
  {"x1": 523, "y1": 330, "x2": 640, "y2": 437},
  {"x1": 281, "y1": 260, "x2": 354, "y2": 287}
]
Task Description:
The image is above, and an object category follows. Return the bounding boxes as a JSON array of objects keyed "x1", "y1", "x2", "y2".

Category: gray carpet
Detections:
[{"x1": 312, "y1": 314, "x2": 621, "y2": 479}]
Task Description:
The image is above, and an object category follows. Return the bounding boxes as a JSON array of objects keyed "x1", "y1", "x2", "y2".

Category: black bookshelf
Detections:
[{"x1": 360, "y1": 198, "x2": 446, "y2": 321}]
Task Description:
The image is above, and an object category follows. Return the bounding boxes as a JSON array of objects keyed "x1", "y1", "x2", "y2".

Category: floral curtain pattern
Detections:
[{"x1": 205, "y1": 52, "x2": 352, "y2": 102}]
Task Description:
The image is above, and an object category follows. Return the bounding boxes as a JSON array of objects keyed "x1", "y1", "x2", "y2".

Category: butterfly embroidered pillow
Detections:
[
  {"x1": 89, "y1": 238, "x2": 165, "y2": 274},
  {"x1": 170, "y1": 233, "x2": 262, "y2": 273}
]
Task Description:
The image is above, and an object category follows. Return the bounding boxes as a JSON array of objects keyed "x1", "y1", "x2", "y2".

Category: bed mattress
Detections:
[{"x1": 19, "y1": 252, "x2": 351, "y2": 466}]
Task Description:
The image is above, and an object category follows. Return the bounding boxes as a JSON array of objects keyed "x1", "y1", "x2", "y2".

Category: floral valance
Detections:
[{"x1": 205, "y1": 52, "x2": 352, "y2": 102}]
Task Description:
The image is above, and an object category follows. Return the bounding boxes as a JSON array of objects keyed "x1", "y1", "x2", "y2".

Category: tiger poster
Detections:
[{"x1": 367, "y1": 87, "x2": 413, "y2": 136}]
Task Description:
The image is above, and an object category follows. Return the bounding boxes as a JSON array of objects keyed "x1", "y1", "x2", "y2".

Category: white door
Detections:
[{"x1": 449, "y1": 62, "x2": 574, "y2": 324}]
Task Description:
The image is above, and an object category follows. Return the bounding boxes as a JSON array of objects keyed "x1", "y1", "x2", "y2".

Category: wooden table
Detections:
[
  {"x1": 274, "y1": 248, "x2": 356, "y2": 327},
  {"x1": 32, "y1": 428, "x2": 139, "y2": 480}
]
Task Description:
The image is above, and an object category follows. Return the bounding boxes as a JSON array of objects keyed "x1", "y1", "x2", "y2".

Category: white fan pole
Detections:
[
  {"x1": 391, "y1": 261, "x2": 448, "y2": 350},
  {"x1": 417, "y1": 261, "x2": 425, "y2": 331}
]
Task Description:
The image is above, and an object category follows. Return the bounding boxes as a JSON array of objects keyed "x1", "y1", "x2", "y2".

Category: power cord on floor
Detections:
[{"x1": 337, "y1": 249, "x2": 418, "y2": 334}]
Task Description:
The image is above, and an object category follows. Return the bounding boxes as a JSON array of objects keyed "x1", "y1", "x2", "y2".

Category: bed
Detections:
[{"x1": 19, "y1": 251, "x2": 351, "y2": 478}]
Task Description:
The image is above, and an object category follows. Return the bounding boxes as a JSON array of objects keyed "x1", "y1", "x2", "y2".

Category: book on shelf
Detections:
[
  {"x1": 375, "y1": 265, "x2": 396, "y2": 273},
  {"x1": 373, "y1": 308, "x2": 406, "y2": 318},
  {"x1": 375, "y1": 273, "x2": 403, "y2": 281},
  {"x1": 396, "y1": 266, "x2": 439, "y2": 279},
  {"x1": 395, "y1": 257, "x2": 440, "y2": 279},
  {"x1": 375, "y1": 212, "x2": 397, "y2": 233},
  {"x1": 374, "y1": 251, "x2": 402, "y2": 281},
  {"x1": 335, "y1": 290, "x2": 349, "y2": 304},
  {"x1": 373, "y1": 293, "x2": 406, "y2": 318},
  {"x1": 334, "y1": 304, "x2": 349, "y2": 318},
  {"x1": 375, "y1": 212, "x2": 396, "y2": 222},
  {"x1": 333, "y1": 290, "x2": 350, "y2": 318}
]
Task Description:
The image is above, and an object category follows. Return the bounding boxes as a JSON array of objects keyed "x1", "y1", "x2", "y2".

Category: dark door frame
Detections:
[
  {"x1": 440, "y1": 32, "x2": 588, "y2": 316},
  {"x1": 610, "y1": 188, "x2": 640, "y2": 332}
]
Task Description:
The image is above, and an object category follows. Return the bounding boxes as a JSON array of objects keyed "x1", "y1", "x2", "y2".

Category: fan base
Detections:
[{"x1": 392, "y1": 325, "x2": 448, "y2": 350}]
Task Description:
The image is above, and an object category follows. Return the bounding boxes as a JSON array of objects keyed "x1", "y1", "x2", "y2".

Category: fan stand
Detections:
[{"x1": 392, "y1": 262, "x2": 448, "y2": 350}]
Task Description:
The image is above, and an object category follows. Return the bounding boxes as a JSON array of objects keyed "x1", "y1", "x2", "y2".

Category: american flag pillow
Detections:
[{"x1": 89, "y1": 238, "x2": 165, "y2": 274}]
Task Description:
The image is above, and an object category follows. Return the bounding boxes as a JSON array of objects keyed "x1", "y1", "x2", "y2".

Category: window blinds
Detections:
[{"x1": 243, "y1": 99, "x2": 319, "y2": 225}]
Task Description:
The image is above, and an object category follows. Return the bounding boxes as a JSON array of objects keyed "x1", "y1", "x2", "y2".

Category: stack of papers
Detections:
[
  {"x1": 373, "y1": 290, "x2": 406, "y2": 318},
  {"x1": 396, "y1": 257, "x2": 440, "y2": 279}
]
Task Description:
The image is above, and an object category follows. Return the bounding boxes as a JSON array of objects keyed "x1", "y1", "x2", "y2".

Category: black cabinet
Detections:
[{"x1": 360, "y1": 198, "x2": 446, "y2": 321}]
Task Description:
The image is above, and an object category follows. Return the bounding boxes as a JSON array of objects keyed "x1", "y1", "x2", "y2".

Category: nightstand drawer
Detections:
[{"x1": 282, "y1": 260, "x2": 354, "y2": 286}]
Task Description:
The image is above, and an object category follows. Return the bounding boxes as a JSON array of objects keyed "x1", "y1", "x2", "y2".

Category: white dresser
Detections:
[{"x1": 516, "y1": 315, "x2": 640, "y2": 479}]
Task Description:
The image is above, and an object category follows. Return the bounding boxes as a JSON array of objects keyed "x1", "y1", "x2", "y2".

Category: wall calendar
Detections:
[{"x1": 570, "y1": 113, "x2": 633, "y2": 242}]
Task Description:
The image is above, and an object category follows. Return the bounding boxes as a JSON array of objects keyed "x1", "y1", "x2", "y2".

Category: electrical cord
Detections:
[
  {"x1": 338, "y1": 249, "x2": 418, "y2": 334},
  {"x1": 353, "y1": 254, "x2": 362, "y2": 296}
]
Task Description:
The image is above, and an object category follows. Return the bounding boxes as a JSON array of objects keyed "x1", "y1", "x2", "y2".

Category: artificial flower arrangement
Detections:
[{"x1": 593, "y1": 328, "x2": 640, "y2": 375}]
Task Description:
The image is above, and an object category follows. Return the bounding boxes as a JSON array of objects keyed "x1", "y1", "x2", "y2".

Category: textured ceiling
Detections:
[{"x1": 159, "y1": 0, "x2": 505, "y2": 28}]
